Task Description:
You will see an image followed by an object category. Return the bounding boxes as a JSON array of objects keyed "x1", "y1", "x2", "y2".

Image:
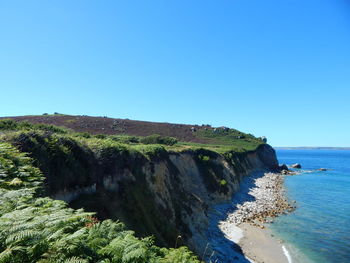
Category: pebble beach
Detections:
[
  {"x1": 209, "y1": 171, "x2": 296, "y2": 263},
  {"x1": 221, "y1": 172, "x2": 295, "y2": 229}
]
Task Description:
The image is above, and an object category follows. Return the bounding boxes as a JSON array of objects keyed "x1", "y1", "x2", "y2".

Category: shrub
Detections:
[
  {"x1": 132, "y1": 144, "x2": 167, "y2": 159},
  {"x1": 220, "y1": 179, "x2": 227, "y2": 186},
  {"x1": 199, "y1": 154, "x2": 210, "y2": 162},
  {"x1": 0, "y1": 119, "x2": 18, "y2": 130},
  {"x1": 33, "y1": 123, "x2": 68, "y2": 133},
  {"x1": 0, "y1": 120, "x2": 68, "y2": 134},
  {"x1": 110, "y1": 135, "x2": 140, "y2": 144},
  {"x1": 0, "y1": 142, "x2": 201, "y2": 263},
  {"x1": 95, "y1": 134, "x2": 107, "y2": 139},
  {"x1": 75, "y1": 132, "x2": 91, "y2": 138},
  {"x1": 140, "y1": 134, "x2": 178, "y2": 146}
]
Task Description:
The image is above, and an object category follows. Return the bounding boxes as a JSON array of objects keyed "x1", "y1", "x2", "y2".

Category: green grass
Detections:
[
  {"x1": 194, "y1": 128, "x2": 263, "y2": 152},
  {"x1": 0, "y1": 119, "x2": 264, "y2": 155},
  {"x1": 0, "y1": 120, "x2": 264, "y2": 197},
  {"x1": 167, "y1": 141, "x2": 260, "y2": 154},
  {"x1": 0, "y1": 119, "x2": 69, "y2": 134}
]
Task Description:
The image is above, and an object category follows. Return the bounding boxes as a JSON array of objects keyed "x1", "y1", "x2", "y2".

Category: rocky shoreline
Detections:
[
  {"x1": 220, "y1": 172, "x2": 295, "y2": 230},
  {"x1": 208, "y1": 171, "x2": 296, "y2": 263}
]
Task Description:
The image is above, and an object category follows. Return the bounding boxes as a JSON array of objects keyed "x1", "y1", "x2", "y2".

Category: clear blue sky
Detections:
[{"x1": 1, "y1": 0, "x2": 350, "y2": 147}]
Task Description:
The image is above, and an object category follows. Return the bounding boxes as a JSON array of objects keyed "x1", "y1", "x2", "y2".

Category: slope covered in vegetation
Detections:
[
  {"x1": 0, "y1": 118, "x2": 274, "y2": 262},
  {"x1": 0, "y1": 141, "x2": 201, "y2": 263},
  {"x1": 0, "y1": 114, "x2": 265, "y2": 152}
]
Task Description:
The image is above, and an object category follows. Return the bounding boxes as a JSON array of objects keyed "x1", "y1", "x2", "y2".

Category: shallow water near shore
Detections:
[{"x1": 271, "y1": 149, "x2": 350, "y2": 263}]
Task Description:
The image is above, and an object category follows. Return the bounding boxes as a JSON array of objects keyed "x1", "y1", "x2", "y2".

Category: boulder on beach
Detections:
[
  {"x1": 291, "y1": 163, "x2": 302, "y2": 169},
  {"x1": 278, "y1": 164, "x2": 289, "y2": 171}
]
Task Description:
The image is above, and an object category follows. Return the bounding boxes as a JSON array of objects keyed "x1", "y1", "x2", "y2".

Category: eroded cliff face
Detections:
[
  {"x1": 12, "y1": 133, "x2": 278, "y2": 255},
  {"x1": 51, "y1": 144, "x2": 278, "y2": 254}
]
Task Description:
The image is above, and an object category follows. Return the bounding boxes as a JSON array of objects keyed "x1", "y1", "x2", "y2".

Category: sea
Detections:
[{"x1": 270, "y1": 149, "x2": 350, "y2": 263}]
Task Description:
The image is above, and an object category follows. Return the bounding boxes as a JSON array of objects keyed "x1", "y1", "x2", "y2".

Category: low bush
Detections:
[
  {"x1": 198, "y1": 154, "x2": 210, "y2": 162},
  {"x1": 110, "y1": 135, "x2": 140, "y2": 144},
  {"x1": 75, "y1": 132, "x2": 92, "y2": 138},
  {"x1": 220, "y1": 179, "x2": 227, "y2": 186},
  {"x1": 0, "y1": 142, "x2": 201, "y2": 263},
  {"x1": 0, "y1": 119, "x2": 68, "y2": 134},
  {"x1": 94, "y1": 134, "x2": 107, "y2": 139},
  {"x1": 140, "y1": 134, "x2": 178, "y2": 146}
]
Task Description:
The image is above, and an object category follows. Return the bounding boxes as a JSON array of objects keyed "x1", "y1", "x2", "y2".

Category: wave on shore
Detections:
[
  {"x1": 282, "y1": 245, "x2": 293, "y2": 263},
  {"x1": 207, "y1": 171, "x2": 297, "y2": 263}
]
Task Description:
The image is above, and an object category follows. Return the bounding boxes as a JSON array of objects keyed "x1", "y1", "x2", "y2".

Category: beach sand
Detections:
[
  {"x1": 211, "y1": 171, "x2": 295, "y2": 263},
  {"x1": 239, "y1": 223, "x2": 289, "y2": 263}
]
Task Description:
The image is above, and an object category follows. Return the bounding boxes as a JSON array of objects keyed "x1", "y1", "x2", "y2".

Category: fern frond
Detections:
[{"x1": 64, "y1": 257, "x2": 88, "y2": 263}]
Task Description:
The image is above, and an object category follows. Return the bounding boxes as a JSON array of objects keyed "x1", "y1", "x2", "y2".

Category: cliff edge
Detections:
[{"x1": 0, "y1": 116, "x2": 279, "y2": 260}]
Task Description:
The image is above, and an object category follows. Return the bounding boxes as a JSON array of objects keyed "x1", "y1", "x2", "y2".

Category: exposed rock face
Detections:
[
  {"x1": 291, "y1": 163, "x2": 302, "y2": 169},
  {"x1": 256, "y1": 144, "x2": 279, "y2": 170},
  {"x1": 14, "y1": 134, "x2": 279, "y2": 256},
  {"x1": 260, "y1": 136, "x2": 267, "y2": 143},
  {"x1": 278, "y1": 164, "x2": 288, "y2": 171},
  {"x1": 62, "y1": 146, "x2": 278, "y2": 254}
]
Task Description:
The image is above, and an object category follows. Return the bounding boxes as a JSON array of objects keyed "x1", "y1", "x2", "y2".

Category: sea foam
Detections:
[{"x1": 282, "y1": 245, "x2": 293, "y2": 263}]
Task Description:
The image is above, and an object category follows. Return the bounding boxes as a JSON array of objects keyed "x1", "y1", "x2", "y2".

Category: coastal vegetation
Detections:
[
  {"x1": 0, "y1": 117, "x2": 267, "y2": 262},
  {"x1": 0, "y1": 141, "x2": 201, "y2": 263},
  {"x1": 0, "y1": 115, "x2": 264, "y2": 154},
  {"x1": 0, "y1": 119, "x2": 266, "y2": 181}
]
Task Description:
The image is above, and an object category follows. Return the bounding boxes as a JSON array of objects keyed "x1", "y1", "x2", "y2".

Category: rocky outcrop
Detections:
[
  {"x1": 256, "y1": 144, "x2": 279, "y2": 170},
  {"x1": 13, "y1": 133, "x2": 278, "y2": 256},
  {"x1": 291, "y1": 163, "x2": 302, "y2": 169},
  {"x1": 53, "y1": 144, "x2": 278, "y2": 255}
]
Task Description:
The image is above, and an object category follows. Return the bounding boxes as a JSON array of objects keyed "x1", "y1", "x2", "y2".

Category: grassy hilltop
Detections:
[{"x1": 0, "y1": 114, "x2": 265, "y2": 153}]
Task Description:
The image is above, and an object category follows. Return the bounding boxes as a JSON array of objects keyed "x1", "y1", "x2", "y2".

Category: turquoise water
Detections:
[{"x1": 270, "y1": 150, "x2": 350, "y2": 263}]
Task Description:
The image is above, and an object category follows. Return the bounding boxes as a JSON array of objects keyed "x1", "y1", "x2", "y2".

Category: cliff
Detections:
[
  {"x1": 0, "y1": 117, "x2": 278, "y2": 260},
  {"x1": 11, "y1": 132, "x2": 278, "y2": 255}
]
